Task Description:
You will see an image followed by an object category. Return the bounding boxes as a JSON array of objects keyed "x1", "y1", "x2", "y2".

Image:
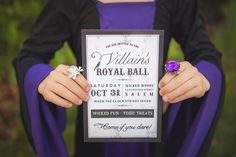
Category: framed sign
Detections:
[{"x1": 81, "y1": 29, "x2": 164, "y2": 142}]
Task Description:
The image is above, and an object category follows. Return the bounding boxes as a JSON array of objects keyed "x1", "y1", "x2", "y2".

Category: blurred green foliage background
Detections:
[{"x1": 0, "y1": 0, "x2": 235, "y2": 156}]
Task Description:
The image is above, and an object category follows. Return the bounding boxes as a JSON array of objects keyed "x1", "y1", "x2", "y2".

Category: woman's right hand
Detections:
[{"x1": 38, "y1": 64, "x2": 91, "y2": 108}]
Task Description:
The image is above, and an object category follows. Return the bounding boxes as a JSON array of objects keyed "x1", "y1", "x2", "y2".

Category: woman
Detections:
[{"x1": 13, "y1": 0, "x2": 225, "y2": 156}]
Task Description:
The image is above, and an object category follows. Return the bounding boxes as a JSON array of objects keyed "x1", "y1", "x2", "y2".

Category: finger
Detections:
[
  {"x1": 51, "y1": 71, "x2": 89, "y2": 101},
  {"x1": 159, "y1": 66, "x2": 198, "y2": 96},
  {"x1": 163, "y1": 102, "x2": 170, "y2": 114},
  {"x1": 73, "y1": 74, "x2": 91, "y2": 92},
  {"x1": 162, "y1": 75, "x2": 199, "y2": 102},
  {"x1": 55, "y1": 64, "x2": 69, "y2": 74},
  {"x1": 169, "y1": 86, "x2": 200, "y2": 103},
  {"x1": 159, "y1": 73, "x2": 176, "y2": 89},
  {"x1": 57, "y1": 64, "x2": 91, "y2": 92},
  {"x1": 43, "y1": 91, "x2": 73, "y2": 108},
  {"x1": 50, "y1": 82, "x2": 82, "y2": 105},
  {"x1": 159, "y1": 61, "x2": 186, "y2": 88},
  {"x1": 199, "y1": 72, "x2": 210, "y2": 92}
]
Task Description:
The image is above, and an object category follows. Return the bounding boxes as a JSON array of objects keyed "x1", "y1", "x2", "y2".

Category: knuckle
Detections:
[
  {"x1": 195, "y1": 73, "x2": 202, "y2": 82},
  {"x1": 49, "y1": 71, "x2": 57, "y2": 79},
  {"x1": 191, "y1": 67, "x2": 198, "y2": 74},
  {"x1": 46, "y1": 79, "x2": 54, "y2": 90},
  {"x1": 183, "y1": 61, "x2": 190, "y2": 66},
  {"x1": 197, "y1": 85, "x2": 203, "y2": 94},
  {"x1": 57, "y1": 64, "x2": 65, "y2": 70},
  {"x1": 49, "y1": 71, "x2": 53, "y2": 76},
  {"x1": 43, "y1": 92, "x2": 50, "y2": 101}
]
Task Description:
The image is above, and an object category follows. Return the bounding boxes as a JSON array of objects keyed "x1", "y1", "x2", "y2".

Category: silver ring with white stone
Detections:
[{"x1": 67, "y1": 65, "x2": 84, "y2": 79}]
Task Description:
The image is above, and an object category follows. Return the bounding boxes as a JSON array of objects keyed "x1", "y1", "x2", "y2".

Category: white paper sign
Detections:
[{"x1": 82, "y1": 30, "x2": 163, "y2": 142}]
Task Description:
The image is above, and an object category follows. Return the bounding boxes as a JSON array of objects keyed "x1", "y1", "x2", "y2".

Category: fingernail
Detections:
[
  {"x1": 86, "y1": 85, "x2": 91, "y2": 92},
  {"x1": 85, "y1": 95, "x2": 90, "y2": 102},
  {"x1": 77, "y1": 100, "x2": 82, "y2": 105},
  {"x1": 158, "y1": 82, "x2": 162, "y2": 88},
  {"x1": 159, "y1": 90, "x2": 163, "y2": 96},
  {"x1": 163, "y1": 96, "x2": 168, "y2": 102},
  {"x1": 68, "y1": 103, "x2": 73, "y2": 108}
]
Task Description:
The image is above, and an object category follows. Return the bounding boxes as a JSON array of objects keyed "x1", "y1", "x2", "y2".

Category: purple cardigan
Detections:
[{"x1": 23, "y1": 2, "x2": 223, "y2": 157}]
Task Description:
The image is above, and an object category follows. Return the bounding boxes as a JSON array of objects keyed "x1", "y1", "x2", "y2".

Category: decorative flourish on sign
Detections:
[{"x1": 91, "y1": 51, "x2": 150, "y2": 70}]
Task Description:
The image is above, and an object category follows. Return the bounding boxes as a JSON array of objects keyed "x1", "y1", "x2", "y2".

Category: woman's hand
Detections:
[
  {"x1": 38, "y1": 64, "x2": 90, "y2": 108},
  {"x1": 159, "y1": 61, "x2": 210, "y2": 104}
]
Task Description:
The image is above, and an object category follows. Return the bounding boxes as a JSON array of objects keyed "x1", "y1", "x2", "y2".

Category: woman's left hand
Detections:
[{"x1": 159, "y1": 61, "x2": 210, "y2": 103}]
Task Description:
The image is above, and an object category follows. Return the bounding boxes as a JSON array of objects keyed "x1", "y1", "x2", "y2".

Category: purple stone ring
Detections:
[{"x1": 165, "y1": 60, "x2": 181, "y2": 74}]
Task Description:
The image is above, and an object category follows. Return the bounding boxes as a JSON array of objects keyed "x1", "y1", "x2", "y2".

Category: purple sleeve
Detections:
[
  {"x1": 24, "y1": 64, "x2": 68, "y2": 157},
  {"x1": 165, "y1": 61, "x2": 223, "y2": 157},
  {"x1": 178, "y1": 61, "x2": 223, "y2": 156}
]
